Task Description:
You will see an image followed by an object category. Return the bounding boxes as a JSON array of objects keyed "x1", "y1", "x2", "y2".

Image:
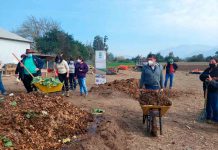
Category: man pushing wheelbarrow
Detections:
[{"x1": 139, "y1": 54, "x2": 171, "y2": 137}]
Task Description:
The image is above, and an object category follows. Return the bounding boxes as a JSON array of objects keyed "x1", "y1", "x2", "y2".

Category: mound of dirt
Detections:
[
  {"x1": 0, "y1": 92, "x2": 93, "y2": 149},
  {"x1": 90, "y1": 78, "x2": 140, "y2": 99},
  {"x1": 79, "y1": 118, "x2": 128, "y2": 150},
  {"x1": 139, "y1": 90, "x2": 172, "y2": 106},
  {"x1": 90, "y1": 78, "x2": 191, "y2": 100}
]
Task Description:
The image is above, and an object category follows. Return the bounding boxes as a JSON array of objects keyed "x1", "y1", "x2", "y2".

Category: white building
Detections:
[{"x1": 0, "y1": 28, "x2": 32, "y2": 64}]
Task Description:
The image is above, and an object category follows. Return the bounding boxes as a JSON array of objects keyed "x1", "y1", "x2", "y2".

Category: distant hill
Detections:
[{"x1": 160, "y1": 45, "x2": 218, "y2": 58}]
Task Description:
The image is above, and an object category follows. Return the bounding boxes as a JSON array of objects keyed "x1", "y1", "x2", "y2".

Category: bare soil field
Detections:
[{"x1": 2, "y1": 66, "x2": 218, "y2": 150}]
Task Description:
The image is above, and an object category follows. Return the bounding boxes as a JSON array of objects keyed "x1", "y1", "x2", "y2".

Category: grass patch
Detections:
[{"x1": 107, "y1": 61, "x2": 135, "y2": 68}]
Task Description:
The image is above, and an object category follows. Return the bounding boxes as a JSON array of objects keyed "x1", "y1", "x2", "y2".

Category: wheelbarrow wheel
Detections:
[{"x1": 150, "y1": 111, "x2": 158, "y2": 137}]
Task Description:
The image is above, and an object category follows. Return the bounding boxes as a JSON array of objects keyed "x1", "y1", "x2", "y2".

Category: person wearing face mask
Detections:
[
  {"x1": 164, "y1": 58, "x2": 178, "y2": 89},
  {"x1": 68, "y1": 57, "x2": 77, "y2": 90},
  {"x1": 200, "y1": 58, "x2": 218, "y2": 123},
  {"x1": 140, "y1": 54, "x2": 163, "y2": 91},
  {"x1": 54, "y1": 55, "x2": 70, "y2": 97},
  {"x1": 21, "y1": 49, "x2": 44, "y2": 93},
  {"x1": 75, "y1": 56, "x2": 89, "y2": 97}
]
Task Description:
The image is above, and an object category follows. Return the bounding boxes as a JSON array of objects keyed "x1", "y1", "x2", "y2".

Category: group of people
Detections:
[
  {"x1": 14, "y1": 49, "x2": 89, "y2": 97},
  {"x1": 140, "y1": 54, "x2": 217, "y2": 123},
  {"x1": 54, "y1": 55, "x2": 89, "y2": 97}
]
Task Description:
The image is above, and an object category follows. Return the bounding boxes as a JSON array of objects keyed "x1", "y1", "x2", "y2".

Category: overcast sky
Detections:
[{"x1": 1, "y1": 0, "x2": 218, "y2": 57}]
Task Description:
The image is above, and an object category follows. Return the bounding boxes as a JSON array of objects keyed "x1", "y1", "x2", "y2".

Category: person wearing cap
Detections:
[
  {"x1": 140, "y1": 54, "x2": 163, "y2": 91},
  {"x1": 21, "y1": 49, "x2": 44, "y2": 93},
  {"x1": 0, "y1": 61, "x2": 7, "y2": 95},
  {"x1": 54, "y1": 54, "x2": 70, "y2": 97},
  {"x1": 68, "y1": 57, "x2": 77, "y2": 90},
  {"x1": 15, "y1": 54, "x2": 26, "y2": 81},
  {"x1": 164, "y1": 58, "x2": 178, "y2": 89}
]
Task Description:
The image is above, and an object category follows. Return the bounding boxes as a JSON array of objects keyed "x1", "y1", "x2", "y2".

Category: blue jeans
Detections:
[
  {"x1": 78, "y1": 77, "x2": 88, "y2": 94},
  {"x1": 207, "y1": 92, "x2": 218, "y2": 122},
  {"x1": 0, "y1": 72, "x2": 6, "y2": 94},
  {"x1": 164, "y1": 73, "x2": 174, "y2": 88}
]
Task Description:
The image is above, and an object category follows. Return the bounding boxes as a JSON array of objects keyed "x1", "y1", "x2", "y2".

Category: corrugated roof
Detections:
[{"x1": 0, "y1": 27, "x2": 32, "y2": 43}]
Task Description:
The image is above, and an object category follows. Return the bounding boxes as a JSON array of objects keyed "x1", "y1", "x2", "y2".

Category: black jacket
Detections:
[
  {"x1": 15, "y1": 56, "x2": 44, "y2": 78},
  {"x1": 199, "y1": 66, "x2": 218, "y2": 93},
  {"x1": 165, "y1": 63, "x2": 178, "y2": 74},
  {"x1": 15, "y1": 62, "x2": 24, "y2": 80}
]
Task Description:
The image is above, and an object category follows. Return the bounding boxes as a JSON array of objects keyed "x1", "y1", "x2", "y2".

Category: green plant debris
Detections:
[
  {"x1": 0, "y1": 97, "x2": 4, "y2": 103},
  {"x1": 32, "y1": 77, "x2": 62, "y2": 88},
  {"x1": 24, "y1": 110, "x2": 38, "y2": 119},
  {"x1": 10, "y1": 101, "x2": 17, "y2": 107},
  {"x1": 0, "y1": 136, "x2": 13, "y2": 147}
]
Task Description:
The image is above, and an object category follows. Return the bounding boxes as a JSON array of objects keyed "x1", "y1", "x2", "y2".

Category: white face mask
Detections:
[
  {"x1": 77, "y1": 59, "x2": 81, "y2": 63},
  {"x1": 148, "y1": 60, "x2": 154, "y2": 66}
]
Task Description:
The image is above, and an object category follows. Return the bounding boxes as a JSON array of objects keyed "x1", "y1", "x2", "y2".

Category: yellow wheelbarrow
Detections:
[
  {"x1": 141, "y1": 105, "x2": 171, "y2": 136},
  {"x1": 34, "y1": 83, "x2": 63, "y2": 93}
]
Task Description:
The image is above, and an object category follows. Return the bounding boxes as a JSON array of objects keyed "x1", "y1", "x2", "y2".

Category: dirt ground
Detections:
[{"x1": 2, "y1": 70, "x2": 218, "y2": 150}]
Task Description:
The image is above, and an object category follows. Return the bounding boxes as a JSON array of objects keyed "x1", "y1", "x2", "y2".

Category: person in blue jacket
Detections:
[{"x1": 19, "y1": 49, "x2": 44, "y2": 93}]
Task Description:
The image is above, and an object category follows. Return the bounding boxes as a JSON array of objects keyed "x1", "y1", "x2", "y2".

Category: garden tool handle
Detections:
[{"x1": 12, "y1": 53, "x2": 34, "y2": 78}]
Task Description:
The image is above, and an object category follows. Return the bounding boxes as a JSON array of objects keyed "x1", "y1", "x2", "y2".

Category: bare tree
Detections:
[{"x1": 14, "y1": 16, "x2": 61, "y2": 47}]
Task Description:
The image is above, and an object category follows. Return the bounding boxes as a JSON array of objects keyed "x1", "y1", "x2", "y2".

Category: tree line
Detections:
[
  {"x1": 14, "y1": 16, "x2": 107, "y2": 61},
  {"x1": 14, "y1": 16, "x2": 216, "y2": 63}
]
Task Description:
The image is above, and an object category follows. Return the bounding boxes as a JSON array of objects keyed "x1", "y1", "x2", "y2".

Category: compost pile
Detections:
[
  {"x1": 32, "y1": 76, "x2": 62, "y2": 87},
  {"x1": 90, "y1": 78, "x2": 140, "y2": 99},
  {"x1": 90, "y1": 78, "x2": 187, "y2": 100},
  {"x1": 0, "y1": 93, "x2": 93, "y2": 149},
  {"x1": 139, "y1": 90, "x2": 172, "y2": 106}
]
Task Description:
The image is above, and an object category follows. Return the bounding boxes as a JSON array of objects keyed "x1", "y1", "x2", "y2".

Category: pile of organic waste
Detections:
[
  {"x1": 0, "y1": 92, "x2": 93, "y2": 149},
  {"x1": 139, "y1": 90, "x2": 172, "y2": 106},
  {"x1": 90, "y1": 78, "x2": 190, "y2": 100}
]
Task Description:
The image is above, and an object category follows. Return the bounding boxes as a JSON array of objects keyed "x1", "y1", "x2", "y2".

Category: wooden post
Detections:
[{"x1": 46, "y1": 60, "x2": 48, "y2": 77}]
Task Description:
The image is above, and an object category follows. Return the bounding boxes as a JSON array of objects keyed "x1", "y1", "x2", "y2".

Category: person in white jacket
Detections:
[
  {"x1": 68, "y1": 57, "x2": 77, "y2": 90},
  {"x1": 54, "y1": 55, "x2": 70, "y2": 97}
]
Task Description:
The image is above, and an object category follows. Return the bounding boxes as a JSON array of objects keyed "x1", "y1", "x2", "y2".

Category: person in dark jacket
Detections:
[
  {"x1": 140, "y1": 54, "x2": 163, "y2": 91},
  {"x1": 20, "y1": 49, "x2": 44, "y2": 93},
  {"x1": 15, "y1": 54, "x2": 26, "y2": 81},
  {"x1": 75, "y1": 56, "x2": 88, "y2": 96},
  {"x1": 164, "y1": 58, "x2": 178, "y2": 89},
  {"x1": 200, "y1": 58, "x2": 218, "y2": 123}
]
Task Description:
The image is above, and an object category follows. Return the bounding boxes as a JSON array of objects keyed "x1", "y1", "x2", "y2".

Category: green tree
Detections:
[
  {"x1": 36, "y1": 29, "x2": 91, "y2": 60},
  {"x1": 107, "y1": 52, "x2": 115, "y2": 61},
  {"x1": 186, "y1": 54, "x2": 205, "y2": 62},
  {"x1": 156, "y1": 52, "x2": 165, "y2": 62},
  {"x1": 93, "y1": 35, "x2": 105, "y2": 50}
]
